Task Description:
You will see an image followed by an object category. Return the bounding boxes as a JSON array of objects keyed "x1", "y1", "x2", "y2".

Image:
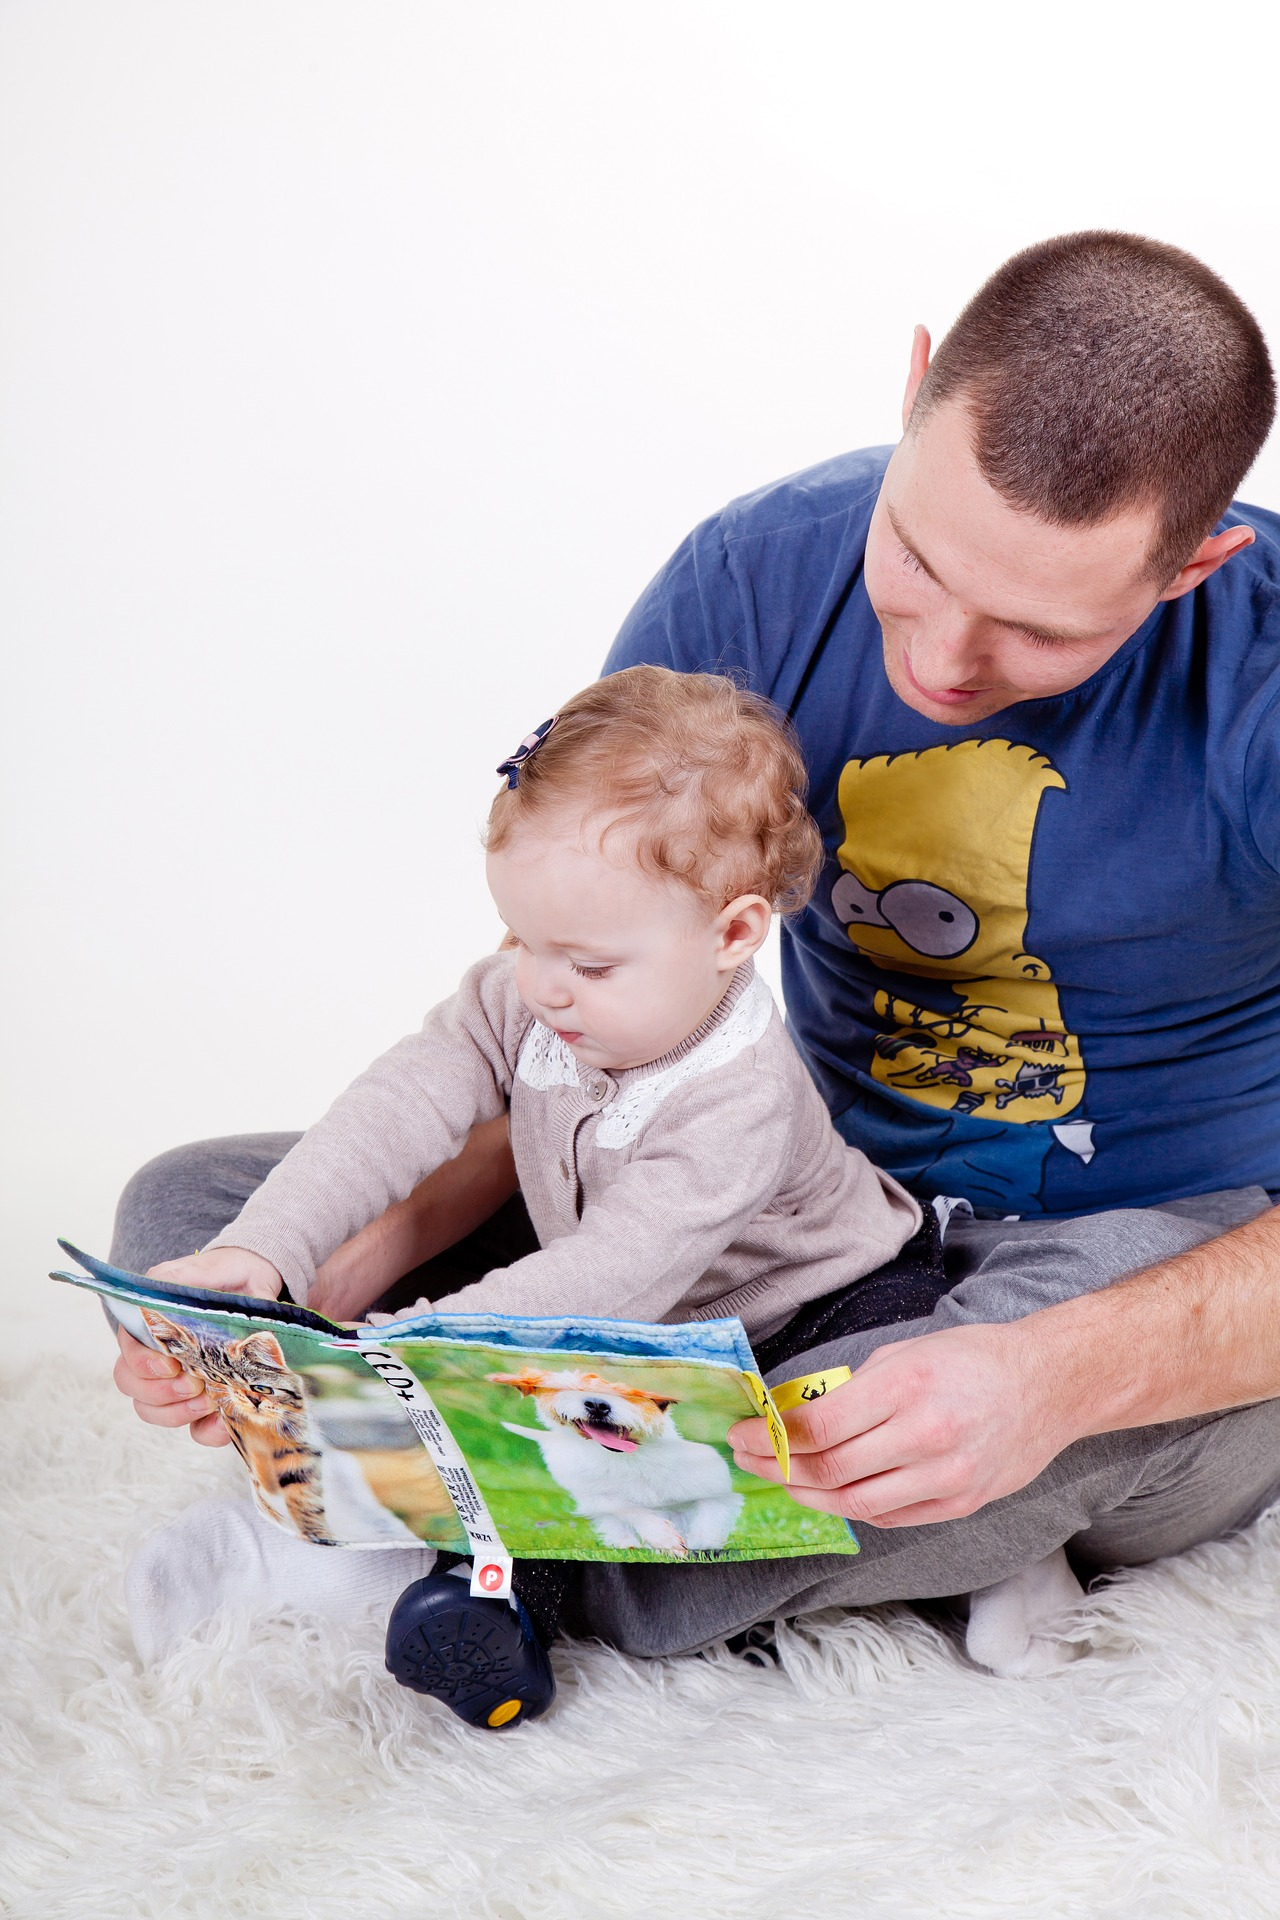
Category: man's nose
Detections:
[{"x1": 910, "y1": 606, "x2": 991, "y2": 687}]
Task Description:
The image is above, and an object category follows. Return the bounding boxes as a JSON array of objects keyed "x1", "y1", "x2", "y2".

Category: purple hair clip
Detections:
[{"x1": 496, "y1": 715, "x2": 559, "y2": 789}]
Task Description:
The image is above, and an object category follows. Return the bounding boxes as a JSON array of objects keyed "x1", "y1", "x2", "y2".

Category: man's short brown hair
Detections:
[{"x1": 912, "y1": 231, "x2": 1276, "y2": 583}]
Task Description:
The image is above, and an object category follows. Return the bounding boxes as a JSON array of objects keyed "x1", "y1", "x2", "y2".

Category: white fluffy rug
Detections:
[{"x1": 5, "y1": 1350, "x2": 1280, "y2": 1920}]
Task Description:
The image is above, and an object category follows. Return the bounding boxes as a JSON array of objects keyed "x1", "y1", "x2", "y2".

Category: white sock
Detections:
[
  {"x1": 965, "y1": 1546, "x2": 1086, "y2": 1678},
  {"x1": 126, "y1": 1497, "x2": 436, "y2": 1664}
]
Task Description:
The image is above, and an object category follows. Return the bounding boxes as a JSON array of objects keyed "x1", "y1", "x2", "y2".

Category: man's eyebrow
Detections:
[{"x1": 885, "y1": 503, "x2": 1101, "y2": 645}]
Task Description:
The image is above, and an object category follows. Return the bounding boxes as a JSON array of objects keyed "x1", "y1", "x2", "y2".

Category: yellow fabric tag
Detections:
[
  {"x1": 743, "y1": 1372, "x2": 790, "y2": 1482},
  {"x1": 770, "y1": 1366, "x2": 853, "y2": 1415}
]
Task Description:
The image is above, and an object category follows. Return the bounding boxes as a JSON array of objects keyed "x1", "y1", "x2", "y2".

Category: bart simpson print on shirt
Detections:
[{"x1": 833, "y1": 740, "x2": 1086, "y2": 1131}]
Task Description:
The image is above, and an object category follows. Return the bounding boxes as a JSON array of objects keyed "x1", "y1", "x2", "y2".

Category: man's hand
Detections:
[
  {"x1": 112, "y1": 1246, "x2": 284, "y2": 1448},
  {"x1": 730, "y1": 1322, "x2": 1072, "y2": 1527}
]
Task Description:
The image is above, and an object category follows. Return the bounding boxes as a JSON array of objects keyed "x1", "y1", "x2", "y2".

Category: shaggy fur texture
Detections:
[{"x1": 4, "y1": 1352, "x2": 1280, "y2": 1919}]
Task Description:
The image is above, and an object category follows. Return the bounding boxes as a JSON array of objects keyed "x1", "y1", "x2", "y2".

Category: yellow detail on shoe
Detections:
[{"x1": 487, "y1": 1698, "x2": 523, "y2": 1727}]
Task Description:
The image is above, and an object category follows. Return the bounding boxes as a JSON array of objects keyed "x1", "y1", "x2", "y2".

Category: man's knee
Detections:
[
  {"x1": 1070, "y1": 1397, "x2": 1280, "y2": 1573},
  {"x1": 109, "y1": 1131, "x2": 301, "y2": 1270}
]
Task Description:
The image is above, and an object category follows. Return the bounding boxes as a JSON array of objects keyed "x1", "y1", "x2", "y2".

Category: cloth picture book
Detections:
[{"x1": 54, "y1": 1242, "x2": 858, "y2": 1599}]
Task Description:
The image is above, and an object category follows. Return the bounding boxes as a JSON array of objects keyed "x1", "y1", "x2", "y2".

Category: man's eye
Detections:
[
  {"x1": 571, "y1": 964, "x2": 613, "y2": 980},
  {"x1": 1018, "y1": 628, "x2": 1065, "y2": 649}
]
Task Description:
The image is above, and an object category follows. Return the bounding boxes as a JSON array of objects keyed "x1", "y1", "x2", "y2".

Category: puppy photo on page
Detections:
[{"x1": 488, "y1": 1367, "x2": 745, "y2": 1556}]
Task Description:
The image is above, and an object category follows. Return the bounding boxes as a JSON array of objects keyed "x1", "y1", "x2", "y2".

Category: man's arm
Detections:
[{"x1": 731, "y1": 1206, "x2": 1280, "y2": 1526}]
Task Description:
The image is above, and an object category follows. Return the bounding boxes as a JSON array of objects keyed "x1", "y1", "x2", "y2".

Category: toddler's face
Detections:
[{"x1": 486, "y1": 813, "x2": 766, "y2": 1072}]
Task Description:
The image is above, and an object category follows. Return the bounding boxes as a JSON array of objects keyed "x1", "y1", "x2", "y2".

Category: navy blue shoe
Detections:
[{"x1": 385, "y1": 1575, "x2": 556, "y2": 1729}]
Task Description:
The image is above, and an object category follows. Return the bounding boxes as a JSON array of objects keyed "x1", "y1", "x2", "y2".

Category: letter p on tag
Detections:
[{"x1": 470, "y1": 1555, "x2": 514, "y2": 1600}]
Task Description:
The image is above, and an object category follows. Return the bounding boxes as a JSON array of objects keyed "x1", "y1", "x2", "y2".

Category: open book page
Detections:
[
  {"x1": 358, "y1": 1329, "x2": 857, "y2": 1563},
  {"x1": 54, "y1": 1243, "x2": 469, "y2": 1552},
  {"x1": 52, "y1": 1243, "x2": 858, "y2": 1566}
]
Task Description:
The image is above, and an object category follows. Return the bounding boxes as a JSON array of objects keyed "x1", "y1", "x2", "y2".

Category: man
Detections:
[{"x1": 113, "y1": 232, "x2": 1280, "y2": 1674}]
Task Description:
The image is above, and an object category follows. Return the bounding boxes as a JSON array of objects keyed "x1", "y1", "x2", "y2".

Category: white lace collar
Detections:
[
  {"x1": 514, "y1": 965, "x2": 775, "y2": 1147},
  {"x1": 514, "y1": 1020, "x2": 582, "y2": 1092},
  {"x1": 595, "y1": 970, "x2": 774, "y2": 1146}
]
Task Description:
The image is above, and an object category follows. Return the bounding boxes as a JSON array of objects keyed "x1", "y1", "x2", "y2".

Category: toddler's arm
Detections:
[{"x1": 203, "y1": 954, "x2": 528, "y2": 1306}]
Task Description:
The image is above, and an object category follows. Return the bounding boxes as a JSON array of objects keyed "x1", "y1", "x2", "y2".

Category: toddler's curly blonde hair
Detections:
[{"x1": 486, "y1": 665, "x2": 823, "y2": 915}]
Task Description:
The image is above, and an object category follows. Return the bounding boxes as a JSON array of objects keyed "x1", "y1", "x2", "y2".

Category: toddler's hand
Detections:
[
  {"x1": 145, "y1": 1246, "x2": 285, "y2": 1300},
  {"x1": 113, "y1": 1324, "x2": 231, "y2": 1446},
  {"x1": 110, "y1": 1248, "x2": 285, "y2": 1446}
]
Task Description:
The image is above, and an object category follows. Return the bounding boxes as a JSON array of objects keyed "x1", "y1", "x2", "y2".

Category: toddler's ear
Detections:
[{"x1": 716, "y1": 893, "x2": 773, "y2": 966}]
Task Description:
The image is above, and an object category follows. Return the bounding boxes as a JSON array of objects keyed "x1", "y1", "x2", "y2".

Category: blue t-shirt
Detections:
[{"x1": 604, "y1": 446, "x2": 1280, "y2": 1217}]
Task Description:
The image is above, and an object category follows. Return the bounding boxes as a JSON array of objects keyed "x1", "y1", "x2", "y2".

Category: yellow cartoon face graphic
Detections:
[{"x1": 834, "y1": 740, "x2": 1085, "y2": 1126}]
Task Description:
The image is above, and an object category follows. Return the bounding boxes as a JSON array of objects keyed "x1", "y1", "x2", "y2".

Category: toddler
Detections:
[
  {"x1": 127, "y1": 665, "x2": 950, "y2": 1723},
  {"x1": 185, "y1": 665, "x2": 921, "y2": 1328}
]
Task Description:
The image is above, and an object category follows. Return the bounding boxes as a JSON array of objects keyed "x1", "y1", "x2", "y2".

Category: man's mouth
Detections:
[
  {"x1": 574, "y1": 1419, "x2": 638, "y2": 1452},
  {"x1": 901, "y1": 649, "x2": 994, "y2": 707}
]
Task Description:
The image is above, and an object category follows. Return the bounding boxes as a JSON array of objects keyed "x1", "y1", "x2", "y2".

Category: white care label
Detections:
[
  {"x1": 469, "y1": 1552, "x2": 515, "y2": 1600},
  {"x1": 358, "y1": 1347, "x2": 513, "y2": 1599}
]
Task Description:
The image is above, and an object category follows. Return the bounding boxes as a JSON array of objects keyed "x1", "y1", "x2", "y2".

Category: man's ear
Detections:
[
  {"x1": 1159, "y1": 523, "x2": 1256, "y2": 602},
  {"x1": 902, "y1": 324, "x2": 932, "y2": 431},
  {"x1": 715, "y1": 895, "x2": 773, "y2": 971}
]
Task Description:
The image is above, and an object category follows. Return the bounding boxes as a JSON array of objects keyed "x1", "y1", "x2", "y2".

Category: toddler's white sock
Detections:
[
  {"x1": 126, "y1": 1497, "x2": 436, "y2": 1664},
  {"x1": 965, "y1": 1545, "x2": 1085, "y2": 1678}
]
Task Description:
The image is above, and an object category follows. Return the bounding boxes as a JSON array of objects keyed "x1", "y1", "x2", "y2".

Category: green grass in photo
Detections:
[{"x1": 395, "y1": 1340, "x2": 858, "y2": 1562}]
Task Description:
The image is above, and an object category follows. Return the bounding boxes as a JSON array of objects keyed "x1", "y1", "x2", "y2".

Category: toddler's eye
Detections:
[{"x1": 571, "y1": 964, "x2": 613, "y2": 980}]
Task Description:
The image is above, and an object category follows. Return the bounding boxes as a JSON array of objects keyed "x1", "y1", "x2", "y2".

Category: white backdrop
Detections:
[{"x1": 6, "y1": 0, "x2": 1280, "y2": 1298}]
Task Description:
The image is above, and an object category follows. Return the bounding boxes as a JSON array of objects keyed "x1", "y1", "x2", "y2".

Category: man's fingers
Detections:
[
  {"x1": 784, "y1": 1463, "x2": 984, "y2": 1526},
  {"x1": 779, "y1": 1416, "x2": 972, "y2": 1497},
  {"x1": 730, "y1": 1430, "x2": 785, "y2": 1482},
  {"x1": 778, "y1": 1363, "x2": 910, "y2": 1454},
  {"x1": 731, "y1": 1383, "x2": 924, "y2": 1493},
  {"x1": 727, "y1": 1414, "x2": 775, "y2": 1459},
  {"x1": 730, "y1": 1365, "x2": 908, "y2": 1461}
]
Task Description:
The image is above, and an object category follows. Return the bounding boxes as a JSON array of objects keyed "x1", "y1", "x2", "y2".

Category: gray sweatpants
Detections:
[{"x1": 111, "y1": 1137, "x2": 1280, "y2": 1657}]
